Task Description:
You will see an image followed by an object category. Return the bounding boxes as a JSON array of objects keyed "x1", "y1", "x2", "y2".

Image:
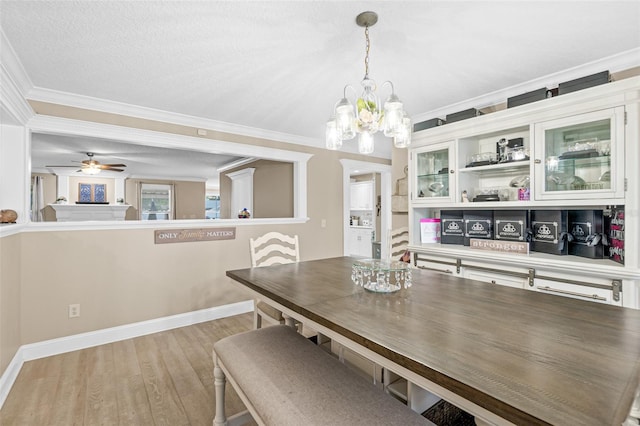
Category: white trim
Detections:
[
  {"x1": 0, "y1": 29, "x2": 33, "y2": 99},
  {"x1": 0, "y1": 66, "x2": 34, "y2": 125},
  {"x1": 1, "y1": 217, "x2": 309, "y2": 237},
  {"x1": 0, "y1": 300, "x2": 254, "y2": 409},
  {"x1": 28, "y1": 115, "x2": 313, "y2": 163},
  {"x1": 227, "y1": 167, "x2": 256, "y2": 216},
  {"x1": 217, "y1": 157, "x2": 257, "y2": 174},
  {"x1": 26, "y1": 86, "x2": 392, "y2": 159},
  {"x1": 27, "y1": 86, "x2": 324, "y2": 147},
  {"x1": 412, "y1": 47, "x2": 640, "y2": 124},
  {"x1": 24, "y1": 115, "x2": 312, "y2": 224},
  {"x1": 0, "y1": 353, "x2": 22, "y2": 412}
]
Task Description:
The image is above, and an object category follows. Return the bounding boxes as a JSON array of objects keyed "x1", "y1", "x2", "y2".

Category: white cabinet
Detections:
[
  {"x1": 350, "y1": 181, "x2": 374, "y2": 210},
  {"x1": 411, "y1": 141, "x2": 455, "y2": 203},
  {"x1": 533, "y1": 107, "x2": 625, "y2": 201},
  {"x1": 407, "y1": 76, "x2": 640, "y2": 309},
  {"x1": 350, "y1": 228, "x2": 373, "y2": 257}
]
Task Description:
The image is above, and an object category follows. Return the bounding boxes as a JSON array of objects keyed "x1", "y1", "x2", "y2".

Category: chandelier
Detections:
[{"x1": 326, "y1": 11, "x2": 411, "y2": 154}]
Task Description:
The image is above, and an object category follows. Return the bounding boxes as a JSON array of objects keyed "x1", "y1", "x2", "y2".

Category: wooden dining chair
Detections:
[
  {"x1": 249, "y1": 231, "x2": 301, "y2": 330},
  {"x1": 389, "y1": 226, "x2": 410, "y2": 261}
]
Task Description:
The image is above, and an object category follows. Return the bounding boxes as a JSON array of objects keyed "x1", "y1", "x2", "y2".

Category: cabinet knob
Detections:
[
  {"x1": 534, "y1": 159, "x2": 542, "y2": 164},
  {"x1": 450, "y1": 169, "x2": 455, "y2": 174}
]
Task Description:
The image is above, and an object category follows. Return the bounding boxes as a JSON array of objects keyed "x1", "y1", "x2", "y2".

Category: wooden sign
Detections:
[
  {"x1": 469, "y1": 238, "x2": 529, "y2": 255},
  {"x1": 154, "y1": 227, "x2": 236, "y2": 244}
]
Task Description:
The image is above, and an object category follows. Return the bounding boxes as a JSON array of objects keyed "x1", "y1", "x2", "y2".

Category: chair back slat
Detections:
[
  {"x1": 389, "y1": 227, "x2": 409, "y2": 259},
  {"x1": 250, "y1": 232, "x2": 300, "y2": 267}
]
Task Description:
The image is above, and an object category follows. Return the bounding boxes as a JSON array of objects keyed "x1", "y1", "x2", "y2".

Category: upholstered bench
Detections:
[{"x1": 213, "y1": 324, "x2": 434, "y2": 426}]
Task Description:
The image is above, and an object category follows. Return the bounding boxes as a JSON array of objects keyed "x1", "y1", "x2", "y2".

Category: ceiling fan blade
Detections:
[
  {"x1": 45, "y1": 165, "x2": 79, "y2": 168},
  {"x1": 104, "y1": 168, "x2": 125, "y2": 172},
  {"x1": 101, "y1": 163, "x2": 127, "y2": 167},
  {"x1": 95, "y1": 164, "x2": 124, "y2": 170}
]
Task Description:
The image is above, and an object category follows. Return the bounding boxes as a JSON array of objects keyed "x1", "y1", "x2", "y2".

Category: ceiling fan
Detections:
[{"x1": 46, "y1": 152, "x2": 127, "y2": 174}]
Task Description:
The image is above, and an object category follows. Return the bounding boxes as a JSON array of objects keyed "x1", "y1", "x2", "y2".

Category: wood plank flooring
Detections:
[{"x1": 0, "y1": 313, "x2": 255, "y2": 426}]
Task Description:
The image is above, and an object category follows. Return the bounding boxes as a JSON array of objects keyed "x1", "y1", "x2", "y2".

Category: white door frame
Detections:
[{"x1": 340, "y1": 159, "x2": 392, "y2": 259}]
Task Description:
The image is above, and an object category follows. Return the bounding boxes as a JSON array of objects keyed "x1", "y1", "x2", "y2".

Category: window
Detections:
[
  {"x1": 140, "y1": 183, "x2": 173, "y2": 220},
  {"x1": 205, "y1": 195, "x2": 220, "y2": 219}
]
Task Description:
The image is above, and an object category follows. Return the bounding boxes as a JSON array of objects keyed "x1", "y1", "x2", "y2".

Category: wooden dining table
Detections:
[{"x1": 226, "y1": 256, "x2": 640, "y2": 426}]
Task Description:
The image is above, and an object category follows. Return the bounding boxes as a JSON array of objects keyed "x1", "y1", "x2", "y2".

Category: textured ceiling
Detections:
[{"x1": 2, "y1": 1, "x2": 640, "y2": 170}]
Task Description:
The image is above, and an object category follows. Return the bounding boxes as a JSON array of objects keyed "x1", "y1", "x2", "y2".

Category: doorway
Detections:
[{"x1": 340, "y1": 160, "x2": 392, "y2": 259}]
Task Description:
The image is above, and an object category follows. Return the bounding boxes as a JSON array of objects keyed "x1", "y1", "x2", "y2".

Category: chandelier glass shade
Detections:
[{"x1": 326, "y1": 11, "x2": 410, "y2": 154}]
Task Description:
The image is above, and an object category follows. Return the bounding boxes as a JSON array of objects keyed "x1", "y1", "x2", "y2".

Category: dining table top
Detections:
[{"x1": 226, "y1": 256, "x2": 640, "y2": 426}]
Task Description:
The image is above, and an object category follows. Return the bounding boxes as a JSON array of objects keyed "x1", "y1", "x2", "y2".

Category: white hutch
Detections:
[{"x1": 408, "y1": 76, "x2": 640, "y2": 309}]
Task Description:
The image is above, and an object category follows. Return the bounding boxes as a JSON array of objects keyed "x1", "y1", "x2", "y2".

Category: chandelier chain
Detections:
[{"x1": 364, "y1": 25, "x2": 370, "y2": 79}]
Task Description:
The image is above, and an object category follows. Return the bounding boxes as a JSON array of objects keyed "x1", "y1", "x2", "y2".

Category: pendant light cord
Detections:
[{"x1": 364, "y1": 25, "x2": 370, "y2": 80}]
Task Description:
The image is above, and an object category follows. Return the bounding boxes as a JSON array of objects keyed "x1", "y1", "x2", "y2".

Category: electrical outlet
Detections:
[{"x1": 68, "y1": 304, "x2": 80, "y2": 318}]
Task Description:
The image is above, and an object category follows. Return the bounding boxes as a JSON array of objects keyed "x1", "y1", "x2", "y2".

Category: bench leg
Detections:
[
  {"x1": 253, "y1": 308, "x2": 262, "y2": 329},
  {"x1": 283, "y1": 314, "x2": 296, "y2": 328},
  {"x1": 213, "y1": 357, "x2": 228, "y2": 426}
]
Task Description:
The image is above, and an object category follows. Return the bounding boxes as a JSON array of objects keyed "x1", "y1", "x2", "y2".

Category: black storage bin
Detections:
[
  {"x1": 558, "y1": 71, "x2": 610, "y2": 95},
  {"x1": 494, "y1": 210, "x2": 529, "y2": 242},
  {"x1": 414, "y1": 118, "x2": 445, "y2": 132},
  {"x1": 446, "y1": 108, "x2": 483, "y2": 123},
  {"x1": 440, "y1": 210, "x2": 464, "y2": 245},
  {"x1": 568, "y1": 210, "x2": 604, "y2": 259},
  {"x1": 530, "y1": 210, "x2": 569, "y2": 255},
  {"x1": 463, "y1": 210, "x2": 493, "y2": 246},
  {"x1": 507, "y1": 88, "x2": 549, "y2": 108}
]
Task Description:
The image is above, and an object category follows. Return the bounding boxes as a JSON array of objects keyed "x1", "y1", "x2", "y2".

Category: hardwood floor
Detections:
[{"x1": 0, "y1": 313, "x2": 256, "y2": 426}]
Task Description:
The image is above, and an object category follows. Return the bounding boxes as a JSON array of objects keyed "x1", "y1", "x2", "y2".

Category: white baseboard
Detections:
[
  {"x1": 0, "y1": 353, "x2": 22, "y2": 412},
  {"x1": 0, "y1": 300, "x2": 254, "y2": 409}
]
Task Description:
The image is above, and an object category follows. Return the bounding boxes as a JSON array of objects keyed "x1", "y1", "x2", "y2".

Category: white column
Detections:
[
  {"x1": 114, "y1": 177, "x2": 125, "y2": 202},
  {"x1": 56, "y1": 175, "x2": 70, "y2": 201},
  {"x1": 227, "y1": 168, "x2": 255, "y2": 217},
  {"x1": 0, "y1": 124, "x2": 28, "y2": 223}
]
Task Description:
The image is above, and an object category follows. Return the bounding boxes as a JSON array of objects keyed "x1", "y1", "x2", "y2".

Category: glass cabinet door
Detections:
[
  {"x1": 534, "y1": 107, "x2": 625, "y2": 201},
  {"x1": 412, "y1": 141, "x2": 455, "y2": 203}
]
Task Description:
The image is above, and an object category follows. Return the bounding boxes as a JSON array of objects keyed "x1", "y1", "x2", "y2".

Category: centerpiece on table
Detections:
[{"x1": 351, "y1": 259, "x2": 412, "y2": 293}]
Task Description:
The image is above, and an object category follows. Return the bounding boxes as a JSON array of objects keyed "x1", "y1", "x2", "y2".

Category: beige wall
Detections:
[
  {"x1": 69, "y1": 176, "x2": 116, "y2": 203},
  {"x1": 32, "y1": 173, "x2": 57, "y2": 205},
  {"x1": 254, "y1": 160, "x2": 293, "y2": 218},
  {"x1": 0, "y1": 101, "x2": 389, "y2": 378},
  {"x1": 220, "y1": 159, "x2": 293, "y2": 219},
  {"x1": 0, "y1": 234, "x2": 21, "y2": 375}
]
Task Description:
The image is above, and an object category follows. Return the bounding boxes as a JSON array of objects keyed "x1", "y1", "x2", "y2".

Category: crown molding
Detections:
[
  {"x1": 28, "y1": 114, "x2": 313, "y2": 164},
  {"x1": 0, "y1": 66, "x2": 33, "y2": 125},
  {"x1": 0, "y1": 29, "x2": 34, "y2": 125},
  {"x1": 26, "y1": 86, "x2": 324, "y2": 145},
  {"x1": 25, "y1": 86, "x2": 392, "y2": 159},
  {"x1": 0, "y1": 28, "x2": 33, "y2": 97},
  {"x1": 412, "y1": 47, "x2": 640, "y2": 124}
]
